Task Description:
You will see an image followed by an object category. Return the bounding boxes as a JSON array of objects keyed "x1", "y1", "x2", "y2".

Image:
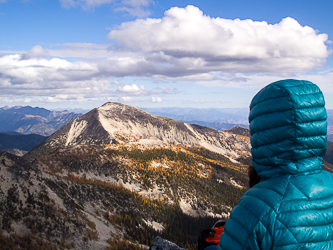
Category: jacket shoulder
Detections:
[
  {"x1": 273, "y1": 171, "x2": 333, "y2": 247},
  {"x1": 220, "y1": 176, "x2": 290, "y2": 249}
]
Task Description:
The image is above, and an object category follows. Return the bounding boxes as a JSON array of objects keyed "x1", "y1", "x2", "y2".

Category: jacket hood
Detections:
[{"x1": 249, "y1": 79, "x2": 327, "y2": 180}]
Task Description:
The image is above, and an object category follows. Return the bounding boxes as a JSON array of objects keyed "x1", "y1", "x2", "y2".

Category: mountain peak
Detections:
[
  {"x1": 98, "y1": 102, "x2": 153, "y2": 117},
  {"x1": 26, "y1": 103, "x2": 251, "y2": 163},
  {"x1": 100, "y1": 101, "x2": 135, "y2": 109}
]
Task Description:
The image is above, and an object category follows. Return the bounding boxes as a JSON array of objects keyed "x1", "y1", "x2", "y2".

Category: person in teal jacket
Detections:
[{"x1": 206, "y1": 79, "x2": 333, "y2": 249}]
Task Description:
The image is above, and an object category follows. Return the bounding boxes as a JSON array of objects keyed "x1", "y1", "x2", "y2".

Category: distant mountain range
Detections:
[
  {"x1": 143, "y1": 107, "x2": 333, "y2": 142},
  {"x1": 142, "y1": 107, "x2": 249, "y2": 129},
  {"x1": 0, "y1": 105, "x2": 82, "y2": 136}
]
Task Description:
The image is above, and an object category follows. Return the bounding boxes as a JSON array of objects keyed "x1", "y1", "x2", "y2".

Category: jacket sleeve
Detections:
[{"x1": 219, "y1": 194, "x2": 274, "y2": 250}]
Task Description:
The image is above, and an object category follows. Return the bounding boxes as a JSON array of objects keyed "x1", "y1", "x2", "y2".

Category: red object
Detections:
[{"x1": 205, "y1": 220, "x2": 226, "y2": 246}]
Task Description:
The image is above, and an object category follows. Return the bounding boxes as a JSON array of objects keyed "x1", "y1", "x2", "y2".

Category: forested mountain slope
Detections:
[{"x1": 1, "y1": 144, "x2": 248, "y2": 249}]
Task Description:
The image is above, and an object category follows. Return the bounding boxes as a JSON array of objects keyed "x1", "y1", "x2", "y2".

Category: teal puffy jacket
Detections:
[{"x1": 206, "y1": 79, "x2": 333, "y2": 250}]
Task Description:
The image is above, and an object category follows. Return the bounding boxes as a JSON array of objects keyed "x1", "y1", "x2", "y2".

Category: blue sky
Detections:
[{"x1": 1, "y1": 0, "x2": 333, "y2": 110}]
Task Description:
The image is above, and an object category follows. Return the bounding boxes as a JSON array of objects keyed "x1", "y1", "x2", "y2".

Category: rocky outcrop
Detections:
[
  {"x1": 149, "y1": 236, "x2": 186, "y2": 250},
  {"x1": 224, "y1": 126, "x2": 250, "y2": 137}
]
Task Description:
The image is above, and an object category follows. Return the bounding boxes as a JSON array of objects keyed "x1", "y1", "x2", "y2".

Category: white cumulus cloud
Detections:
[
  {"x1": 117, "y1": 83, "x2": 145, "y2": 92},
  {"x1": 0, "y1": 51, "x2": 115, "y2": 100},
  {"x1": 108, "y1": 5, "x2": 329, "y2": 74}
]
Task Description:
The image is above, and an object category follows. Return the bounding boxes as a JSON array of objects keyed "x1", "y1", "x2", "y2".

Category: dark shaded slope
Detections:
[
  {"x1": 22, "y1": 118, "x2": 74, "y2": 162},
  {"x1": 0, "y1": 133, "x2": 47, "y2": 152}
]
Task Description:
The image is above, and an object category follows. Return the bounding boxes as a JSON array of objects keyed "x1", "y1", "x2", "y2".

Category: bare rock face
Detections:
[
  {"x1": 149, "y1": 236, "x2": 186, "y2": 250},
  {"x1": 25, "y1": 102, "x2": 251, "y2": 162}
]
